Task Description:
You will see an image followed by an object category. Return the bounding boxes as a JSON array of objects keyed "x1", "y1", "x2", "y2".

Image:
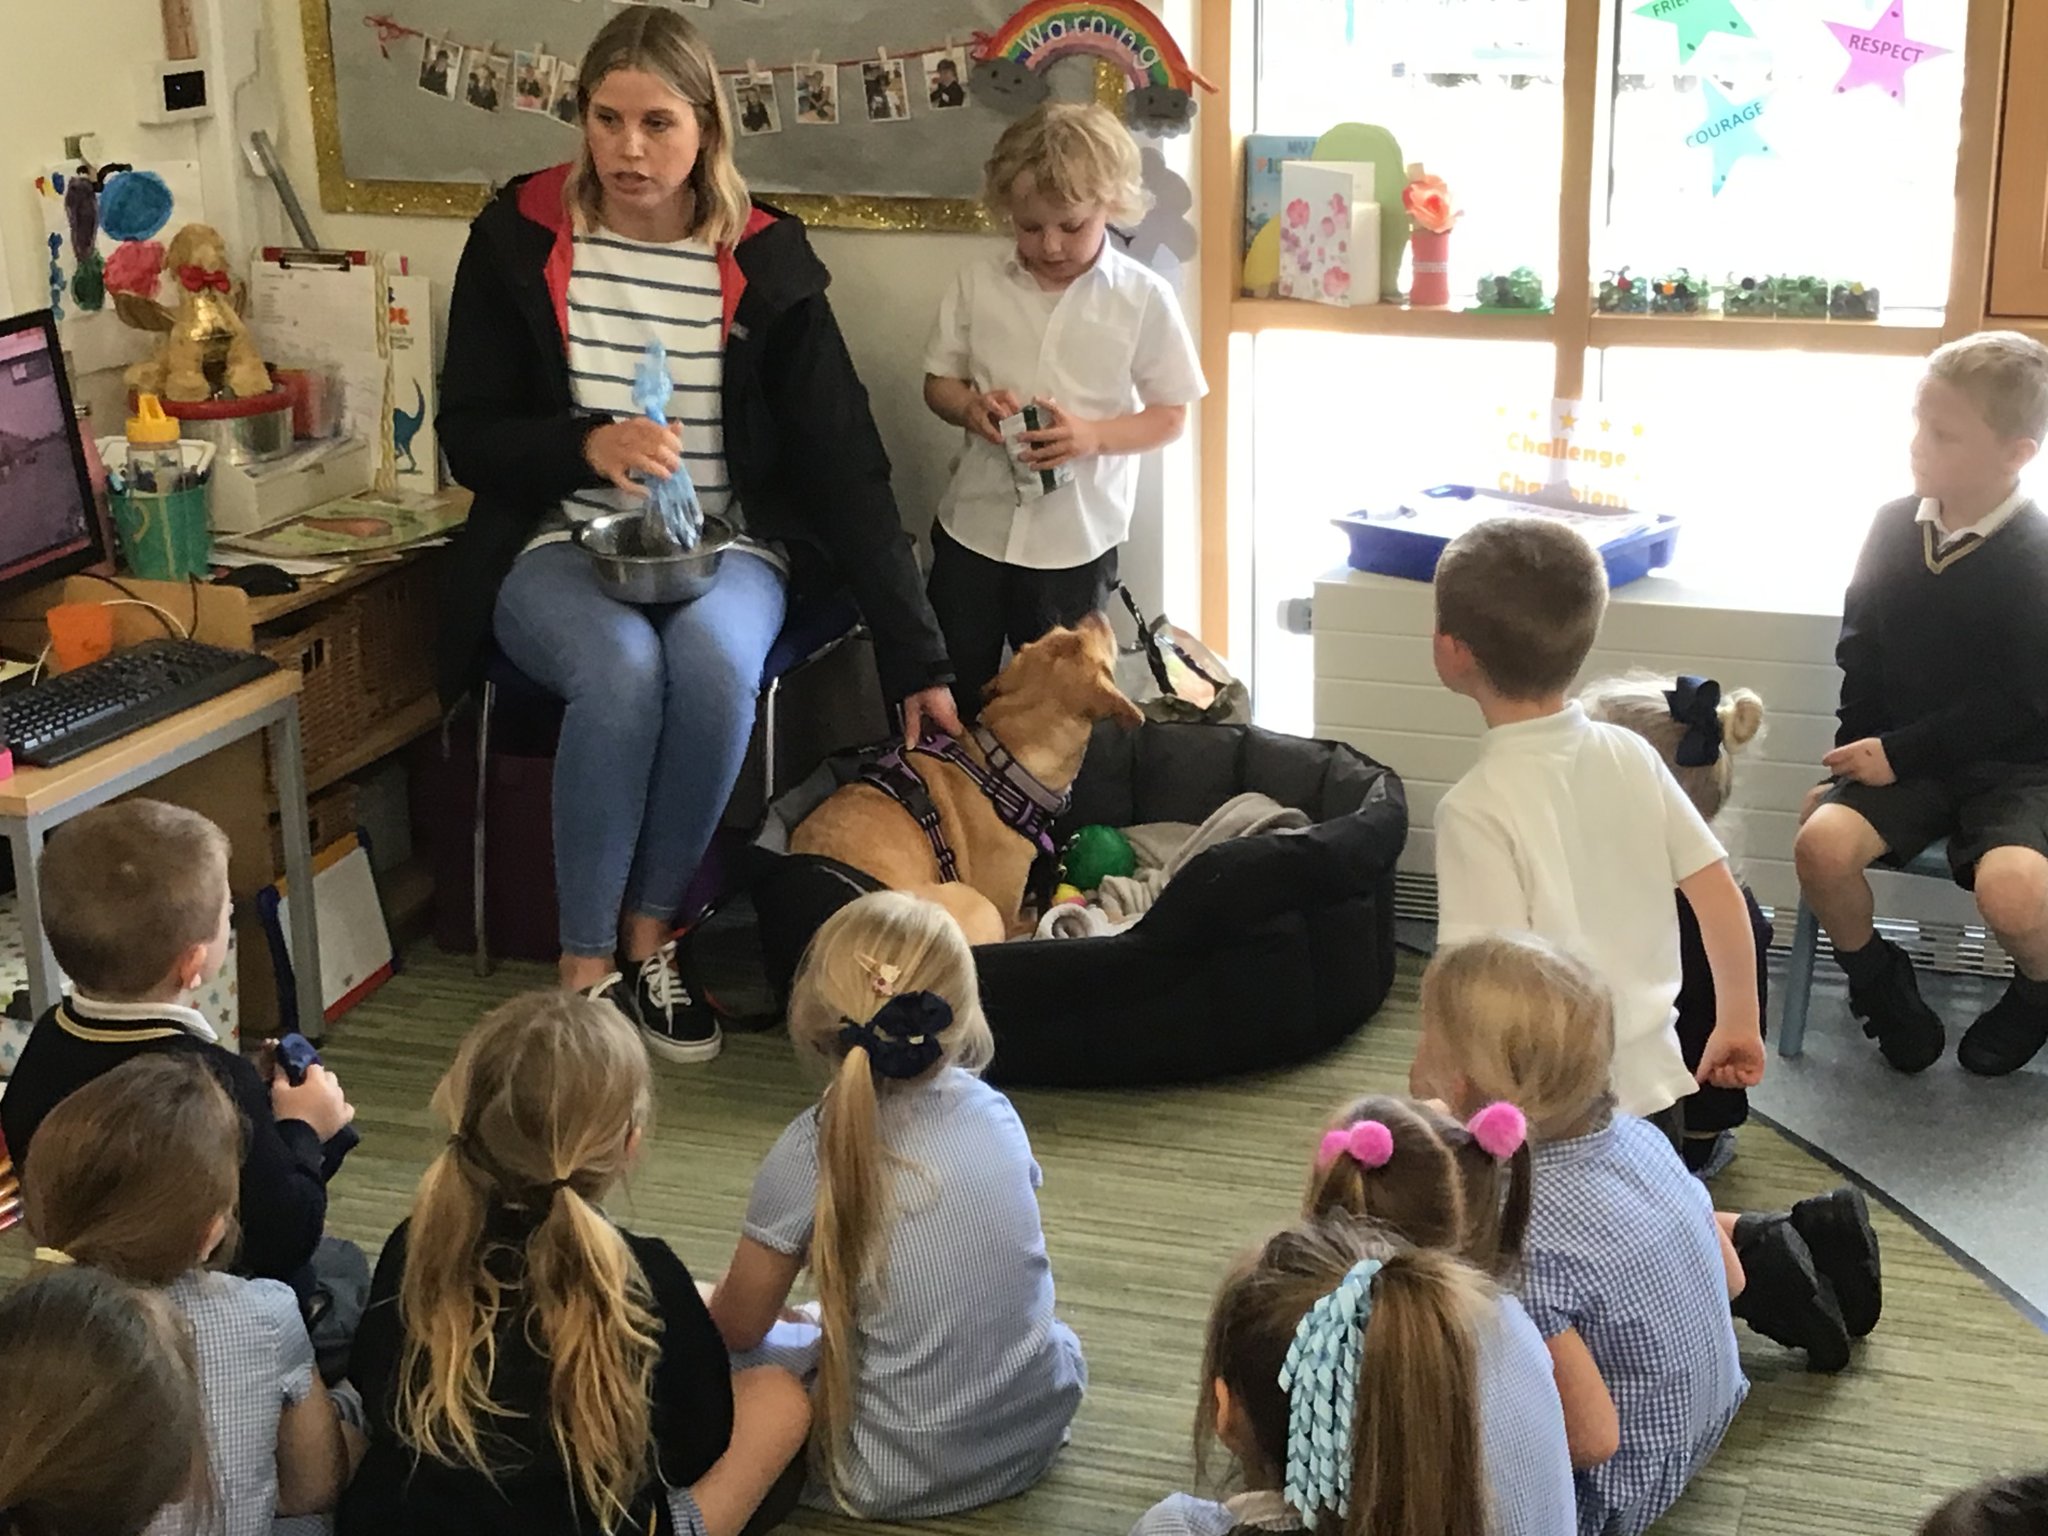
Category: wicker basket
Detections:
[
  {"x1": 349, "y1": 561, "x2": 438, "y2": 717},
  {"x1": 258, "y1": 605, "x2": 364, "y2": 787},
  {"x1": 268, "y1": 781, "x2": 359, "y2": 870}
]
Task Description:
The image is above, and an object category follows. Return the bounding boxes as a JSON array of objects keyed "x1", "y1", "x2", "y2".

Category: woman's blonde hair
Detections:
[
  {"x1": 1579, "y1": 672, "x2": 1765, "y2": 824},
  {"x1": 786, "y1": 891, "x2": 993, "y2": 1508},
  {"x1": 1304, "y1": 1094, "x2": 1530, "y2": 1281},
  {"x1": 1420, "y1": 933, "x2": 1616, "y2": 1143},
  {"x1": 23, "y1": 1055, "x2": 242, "y2": 1287},
  {"x1": 0, "y1": 1264, "x2": 208, "y2": 1536},
  {"x1": 564, "y1": 5, "x2": 752, "y2": 246},
  {"x1": 1197, "y1": 1217, "x2": 1494, "y2": 1536},
  {"x1": 983, "y1": 101, "x2": 1146, "y2": 223},
  {"x1": 395, "y1": 991, "x2": 658, "y2": 1530}
]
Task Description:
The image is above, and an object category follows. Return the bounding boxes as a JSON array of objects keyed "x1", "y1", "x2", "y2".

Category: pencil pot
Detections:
[{"x1": 110, "y1": 483, "x2": 212, "y2": 579}]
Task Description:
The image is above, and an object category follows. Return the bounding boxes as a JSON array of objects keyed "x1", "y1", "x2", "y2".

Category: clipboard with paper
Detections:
[{"x1": 244, "y1": 247, "x2": 396, "y2": 491}]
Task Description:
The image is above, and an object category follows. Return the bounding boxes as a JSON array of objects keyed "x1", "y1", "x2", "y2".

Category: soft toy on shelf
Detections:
[{"x1": 118, "y1": 223, "x2": 272, "y2": 402}]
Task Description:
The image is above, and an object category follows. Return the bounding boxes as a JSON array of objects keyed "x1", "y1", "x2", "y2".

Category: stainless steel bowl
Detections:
[
  {"x1": 170, "y1": 400, "x2": 296, "y2": 465},
  {"x1": 577, "y1": 511, "x2": 735, "y2": 605}
]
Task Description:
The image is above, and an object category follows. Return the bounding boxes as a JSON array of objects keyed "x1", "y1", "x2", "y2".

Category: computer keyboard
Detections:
[{"x1": 1, "y1": 638, "x2": 281, "y2": 768}]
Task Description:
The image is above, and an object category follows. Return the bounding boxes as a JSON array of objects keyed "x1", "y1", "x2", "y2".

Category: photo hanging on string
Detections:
[
  {"x1": 732, "y1": 70, "x2": 783, "y2": 136},
  {"x1": 923, "y1": 47, "x2": 969, "y2": 110},
  {"x1": 417, "y1": 36, "x2": 460, "y2": 100},
  {"x1": 863, "y1": 57, "x2": 911, "y2": 122},
  {"x1": 550, "y1": 58, "x2": 582, "y2": 125},
  {"x1": 513, "y1": 51, "x2": 556, "y2": 114},
  {"x1": 795, "y1": 63, "x2": 839, "y2": 125},
  {"x1": 463, "y1": 49, "x2": 510, "y2": 112}
]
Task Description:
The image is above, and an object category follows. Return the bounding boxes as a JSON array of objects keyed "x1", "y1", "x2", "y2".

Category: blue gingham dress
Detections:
[
  {"x1": 145, "y1": 1269, "x2": 319, "y2": 1536},
  {"x1": 737, "y1": 1066, "x2": 1086, "y2": 1519},
  {"x1": 1521, "y1": 1115, "x2": 1748, "y2": 1536},
  {"x1": 1125, "y1": 1294, "x2": 1570, "y2": 1536}
]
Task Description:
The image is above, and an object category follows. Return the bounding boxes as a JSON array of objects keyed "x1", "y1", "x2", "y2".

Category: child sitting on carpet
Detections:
[
  {"x1": 1127, "y1": 1214, "x2": 1570, "y2": 1536},
  {"x1": 1918, "y1": 1469, "x2": 2048, "y2": 1534},
  {"x1": 1303, "y1": 1092, "x2": 1532, "y2": 1282},
  {"x1": 22, "y1": 1054, "x2": 362, "y2": 1535},
  {"x1": 709, "y1": 890, "x2": 1086, "y2": 1520},
  {"x1": 342, "y1": 991, "x2": 810, "y2": 1536},
  {"x1": 1580, "y1": 673, "x2": 1771, "y2": 1177},
  {"x1": 0, "y1": 800, "x2": 356, "y2": 1290},
  {"x1": 0, "y1": 1262, "x2": 207, "y2": 1536},
  {"x1": 1410, "y1": 932, "x2": 1888, "y2": 1534}
]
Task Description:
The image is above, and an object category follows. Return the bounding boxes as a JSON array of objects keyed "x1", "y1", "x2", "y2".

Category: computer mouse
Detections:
[{"x1": 215, "y1": 564, "x2": 301, "y2": 597}]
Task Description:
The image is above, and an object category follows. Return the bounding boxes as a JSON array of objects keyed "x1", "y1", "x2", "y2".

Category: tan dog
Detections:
[
  {"x1": 791, "y1": 612, "x2": 1143, "y2": 945},
  {"x1": 120, "y1": 223, "x2": 272, "y2": 403}
]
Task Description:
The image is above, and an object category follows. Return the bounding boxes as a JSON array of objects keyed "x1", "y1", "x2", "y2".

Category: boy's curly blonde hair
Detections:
[{"x1": 983, "y1": 102, "x2": 1145, "y2": 223}]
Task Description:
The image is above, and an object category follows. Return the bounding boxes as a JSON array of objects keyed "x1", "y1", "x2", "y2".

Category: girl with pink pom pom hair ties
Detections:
[{"x1": 1124, "y1": 1216, "x2": 1568, "y2": 1536}]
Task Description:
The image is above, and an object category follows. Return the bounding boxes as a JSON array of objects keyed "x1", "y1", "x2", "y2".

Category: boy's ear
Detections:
[
  {"x1": 2006, "y1": 435, "x2": 2041, "y2": 477},
  {"x1": 170, "y1": 939, "x2": 211, "y2": 994}
]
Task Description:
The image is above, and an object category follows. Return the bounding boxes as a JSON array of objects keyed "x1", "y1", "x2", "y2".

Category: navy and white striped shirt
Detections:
[
  {"x1": 541, "y1": 231, "x2": 780, "y2": 568},
  {"x1": 740, "y1": 1067, "x2": 1086, "y2": 1519},
  {"x1": 1520, "y1": 1115, "x2": 1747, "y2": 1536}
]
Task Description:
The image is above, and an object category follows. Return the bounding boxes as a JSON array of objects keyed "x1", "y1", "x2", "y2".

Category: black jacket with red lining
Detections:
[{"x1": 433, "y1": 163, "x2": 953, "y2": 706}]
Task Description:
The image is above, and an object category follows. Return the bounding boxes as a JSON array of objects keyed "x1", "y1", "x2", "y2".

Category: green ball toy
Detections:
[{"x1": 1061, "y1": 824, "x2": 1136, "y2": 891}]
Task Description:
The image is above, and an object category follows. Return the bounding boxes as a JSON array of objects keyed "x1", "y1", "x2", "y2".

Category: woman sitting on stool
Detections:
[{"x1": 436, "y1": 4, "x2": 958, "y2": 1064}]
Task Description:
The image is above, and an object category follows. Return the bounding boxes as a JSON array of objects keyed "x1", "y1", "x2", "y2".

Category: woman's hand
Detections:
[
  {"x1": 902, "y1": 686, "x2": 964, "y2": 748},
  {"x1": 1019, "y1": 396, "x2": 1103, "y2": 469},
  {"x1": 584, "y1": 418, "x2": 682, "y2": 496}
]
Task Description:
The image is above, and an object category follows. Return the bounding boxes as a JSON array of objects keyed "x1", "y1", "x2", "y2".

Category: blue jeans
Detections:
[{"x1": 493, "y1": 541, "x2": 787, "y2": 957}]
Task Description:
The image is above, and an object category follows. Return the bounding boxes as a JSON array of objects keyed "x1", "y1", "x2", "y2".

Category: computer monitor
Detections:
[{"x1": 0, "y1": 310, "x2": 111, "y2": 600}]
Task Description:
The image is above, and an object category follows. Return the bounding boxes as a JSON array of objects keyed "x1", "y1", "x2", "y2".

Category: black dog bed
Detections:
[{"x1": 748, "y1": 721, "x2": 1408, "y2": 1088}]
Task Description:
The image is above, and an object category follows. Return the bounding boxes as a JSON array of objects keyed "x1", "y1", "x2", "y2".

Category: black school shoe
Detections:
[
  {"x1": 1846, "y1": 938, "x2": 1946, "y2": 1074},
  {"x1": 629, "y1": 941, "x2": 722, "y2": 1064},
  {"x1": 1957, "y1": 978, "x2": 2048, "y2": 1077},
  {"x1": 1730, "y1": 1215, "x2": 1852, "y2": 1373},
  {"x1": 1790, "y1": 1187, "x2": 1882, "y2": 1338}
]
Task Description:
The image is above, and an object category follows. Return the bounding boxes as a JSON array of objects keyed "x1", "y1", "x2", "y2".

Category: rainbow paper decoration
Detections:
[{"x1": 972, "y1": 0, "x2": 1213, "y2": 134}]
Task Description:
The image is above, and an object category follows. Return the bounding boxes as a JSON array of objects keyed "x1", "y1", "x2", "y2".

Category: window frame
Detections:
[{"x1": 1195, "y1": 0, "x2": 2030, "y2": 656}]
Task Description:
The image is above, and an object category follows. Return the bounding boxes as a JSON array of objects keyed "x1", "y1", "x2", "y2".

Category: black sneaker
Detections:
[
  {"x1": 1958, "y1": 980, "x2": 2048, "y2": 1077},
  {"x1": 1789, "y1": 1187, "x2": 1882, "y2": 1338},
  {"x1": 1731, "y1": 1215, "x2": 1852, "y2": 1373},
  {"x1": 630, "y1": 941, "x2": 721, "y2": 1064},
  {"x1": 1847, "y1": 939, "x2": 1946, "y2": 1074},
  {"x1": 583, "y1": 971, "x2": 639, "y2": 1028}
]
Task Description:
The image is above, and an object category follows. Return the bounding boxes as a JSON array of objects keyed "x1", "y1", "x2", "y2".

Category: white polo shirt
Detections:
[
  {"x1": 1433, "y1": 704, "x2": 1728, "y2": 1118},
  {"x1": 924, "y1": 242, "x2": 1206, "y2": 570}
]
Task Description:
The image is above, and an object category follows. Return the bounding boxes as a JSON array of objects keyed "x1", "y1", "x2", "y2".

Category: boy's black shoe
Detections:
[
  {"x1": 1789, "y1": 1187, "x2": 1882, "y2": 1338},
  {"x1": 1845, "y1": 938, "x2": 1946, "y2": 1074},
  {"x1": 630, "y1": 941, "x2": 722, "y2": 1065},
  {"x1": 1731, "y1": 1214, "x2": 1852, "y2": 1373},
  {"x1": 584, "y1": 970, "x2": 638, "y2": 1027},
  {"x1": 1957, "y1": 978, "x2": 2048, "y2": 1077}
]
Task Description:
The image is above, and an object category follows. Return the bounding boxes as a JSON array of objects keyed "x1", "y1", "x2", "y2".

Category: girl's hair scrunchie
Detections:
[
  {"x1": 1316, "y1": 1119, "x2": 1395, "y2": 1172},
  {"x1": 838, "y1": 990, "x2": 953, "y2": 1081},
  {"x1": 1278, "y1": 1256, "x2": 1382, "y2": 1521},
  {"x1": 1466, "y1": 1101, "x2": 1528, "y2": 1159}
]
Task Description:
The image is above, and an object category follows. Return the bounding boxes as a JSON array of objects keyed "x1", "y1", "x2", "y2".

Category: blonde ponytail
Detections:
[
  {"x1": 395, "y1": 992, "x2": 657, "y2": 1529},
  {"x1": 785, "y1": 892, "x2": 993, "y2": 1510}
]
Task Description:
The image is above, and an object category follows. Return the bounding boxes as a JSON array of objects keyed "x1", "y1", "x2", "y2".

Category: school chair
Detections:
[
  {"x1": 468, "y1": 589, "x2": 870, "y2": 976},
  {"x1": 1778, "y1": 840, "x2": 1952, "y2": 1058}
]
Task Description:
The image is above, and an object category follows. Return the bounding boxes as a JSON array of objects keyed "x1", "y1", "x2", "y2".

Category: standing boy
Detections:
[
  {"x1": 922, "y1": 102, "x2": 1205, "y2": 716},
  {"x1": 1426, "y1": 517, "x2": 1767, "y2": 1129},
  {"x1": 1794, "y1": 331, "x2": 2048, "y2": 1076}
]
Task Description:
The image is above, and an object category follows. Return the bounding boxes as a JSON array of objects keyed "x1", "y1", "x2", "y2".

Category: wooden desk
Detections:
[{"x1": 0, "y1": 670, "x2": 324, "y2": 1040}]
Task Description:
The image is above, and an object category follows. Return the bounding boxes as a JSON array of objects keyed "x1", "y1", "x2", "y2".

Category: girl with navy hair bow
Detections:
[
  {"x1": 1579, "y1": 671, "x2": 1768, "y2": 1176},
  {"x1": 1128, "y1": 1215, "x2": 1545, "y2": 1536},
  {"x1": 708, "y1": 891, "x2": 1085, "y2": 1521}
]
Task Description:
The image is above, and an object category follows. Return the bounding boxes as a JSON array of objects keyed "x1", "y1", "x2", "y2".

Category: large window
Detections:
[{"x1": 1202, "y1": 0, "x2": 2023, "y2": 723}]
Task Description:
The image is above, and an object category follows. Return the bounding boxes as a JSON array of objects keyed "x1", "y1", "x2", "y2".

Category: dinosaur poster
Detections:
[{"x1": 386, "y1": 273, "x2": 437, "y2": 490}]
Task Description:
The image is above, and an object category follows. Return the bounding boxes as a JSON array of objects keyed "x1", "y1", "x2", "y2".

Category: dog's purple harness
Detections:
[{"x1": 857, "y1": 726, "x2": 1068, "y2": 883}]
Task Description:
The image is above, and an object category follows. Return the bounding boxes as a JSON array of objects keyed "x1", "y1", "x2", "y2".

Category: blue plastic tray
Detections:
[{"x1": 1334, "y1": 485, "x2": 1681, "y2": 587}]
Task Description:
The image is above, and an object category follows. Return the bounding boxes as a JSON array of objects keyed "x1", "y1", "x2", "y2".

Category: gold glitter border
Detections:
[{"x1": 297, "y1": 0, "x2": 1025, "y2": 231}]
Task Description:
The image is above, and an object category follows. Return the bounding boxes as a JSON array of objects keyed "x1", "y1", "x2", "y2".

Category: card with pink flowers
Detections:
[{"x1": 1277, "y1": 161, "x2": 1382, "y2": 307}]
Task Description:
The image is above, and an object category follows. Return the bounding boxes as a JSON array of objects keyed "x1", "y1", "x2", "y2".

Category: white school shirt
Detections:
[
  {"x1": 536, "y1": 231, "x2": 782, "y2": 570},
  {"x1": 1915, "y1": 487, "x2": 2028, "y2": 553},
  {"x1": 924, "y1": 243, "x2": 1207, "y2": 570},
  {"x1": 1433, "y1": 703, "x2": 1727, "y2": 1117}
]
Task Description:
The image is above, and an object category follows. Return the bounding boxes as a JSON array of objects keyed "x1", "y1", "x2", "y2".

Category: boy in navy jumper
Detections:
[
  {"x1": 0, "y1": 800, "x2": 356, "y2": 1282},
  {"x1": 1794, "y1": 331, "x2": 2048, "y2": 1076}
]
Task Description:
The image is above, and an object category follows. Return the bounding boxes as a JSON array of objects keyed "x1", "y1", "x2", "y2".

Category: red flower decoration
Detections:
[
  {"x1": 1285, "y1": 198, "x2": 1310, "y2": 228},
  {"x1": 1400, "y1": 170, "x2": 1459, "y2": 234},
  {"x1": 103, "y1": 240, "x2": 165, "y2": 298},
  {"x1": 1322, "y1": 266, "x2": 1351, "y2": 298}
]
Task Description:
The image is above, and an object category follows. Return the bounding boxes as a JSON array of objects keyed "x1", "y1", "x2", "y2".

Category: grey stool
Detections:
[{"x1": 1778, "y1": 840, "x2": 1952, "y2": 1058}]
